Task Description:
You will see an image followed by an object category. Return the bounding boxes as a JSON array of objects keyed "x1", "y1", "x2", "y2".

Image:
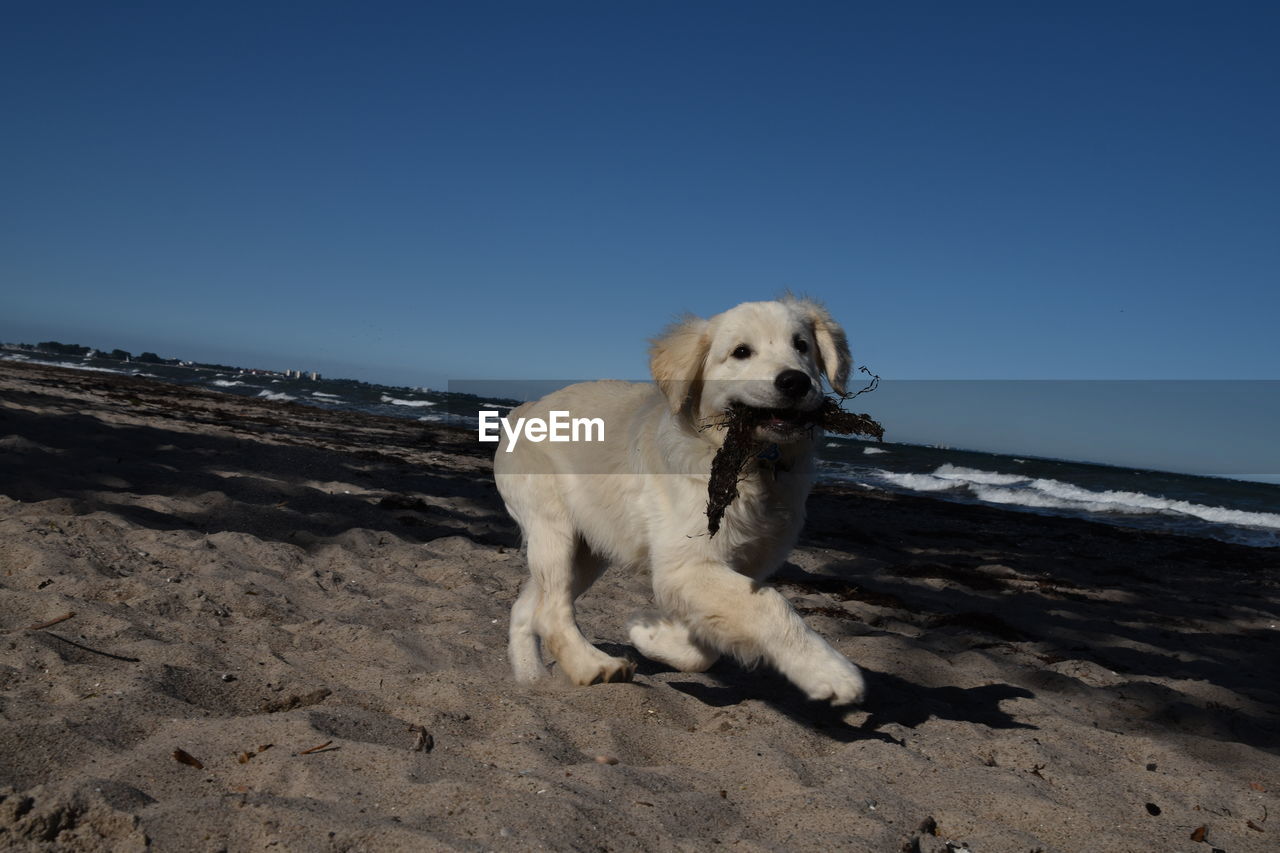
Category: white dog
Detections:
[{"x1": 493, "y1": 297, "x2": 866, "y2": 705}]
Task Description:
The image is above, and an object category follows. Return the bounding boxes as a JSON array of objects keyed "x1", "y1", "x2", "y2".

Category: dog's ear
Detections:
[
  {"x1": 650, "y1": 314, "x2": 711, "y2": 415},
  {"x1": 789, "y1": 297, "x2": 851, "y2": 395}
]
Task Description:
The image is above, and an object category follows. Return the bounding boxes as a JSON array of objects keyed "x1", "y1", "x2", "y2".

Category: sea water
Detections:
[{"x1": 819, "y1": 438, "x2": 1280, "y2": 548}]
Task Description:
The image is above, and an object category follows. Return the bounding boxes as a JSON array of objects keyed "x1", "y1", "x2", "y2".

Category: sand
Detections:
[{"x1": 1, "y1": 358, "x2": 1276, "y2": 852}]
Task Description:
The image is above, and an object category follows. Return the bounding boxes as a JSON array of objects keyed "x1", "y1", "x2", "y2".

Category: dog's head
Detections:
[{"x1": 649, "y1": 297, "x2": 852, "y2": 443}]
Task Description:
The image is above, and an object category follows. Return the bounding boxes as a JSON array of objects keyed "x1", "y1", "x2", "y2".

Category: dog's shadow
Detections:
[{"x1": 602, "y1": 643, "x2": 1036, "y2": 745}]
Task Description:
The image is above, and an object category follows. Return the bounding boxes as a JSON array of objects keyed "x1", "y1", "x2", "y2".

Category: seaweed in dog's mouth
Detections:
[{"x1": 702, "y1": 396, "x2": 885, "y2": 537}]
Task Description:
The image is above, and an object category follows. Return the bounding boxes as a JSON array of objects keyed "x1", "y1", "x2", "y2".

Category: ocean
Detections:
[
  {"x1": 6, "y1": 349, "x2": 1280, "y2": 549},
  {"x1": 820, "y1": 439, "x2": 1280, "y2": 548}
]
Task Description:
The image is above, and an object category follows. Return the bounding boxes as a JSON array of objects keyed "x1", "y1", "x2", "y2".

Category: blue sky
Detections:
[{"x1": 3, "y1": 4, "x2": 1277, "y2": 394}]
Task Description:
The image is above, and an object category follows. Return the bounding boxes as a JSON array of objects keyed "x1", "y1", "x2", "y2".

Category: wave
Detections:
[
  {"x1": 1027, "y1": 478, "x2": 1280, "y2": 529},
  {"x1": 871, "y1": 464, "x2": 1280, "y2": 535},
  {"x1": 22, "y1": 360, "x2": 131, "y2": 375},
  {"x1": 311, "y1": 391, "x2": 341, "y2": 399},
  {"x1": 256, "y1": 390, "x2": 296, "y2": 402},
  {"x1": 417, "y1": 412, "x2": 480, "y2": 427},
  {"x1": 863, "y1": 447, "x2": 888, "y2": 455},
  {"x1": 211, "y1": 379, "x2": 246, "y2": 387},
  {"x1": 380, "y1": 394, "x2": 436, "y2": 408},
  {"x1": 877, "y1": 471, "x2": 959, "y2": 492}
]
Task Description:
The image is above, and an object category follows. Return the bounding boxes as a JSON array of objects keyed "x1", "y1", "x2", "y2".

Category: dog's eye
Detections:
[
  {"x1": 793, "y1": 335, "x2": 809, "y2": 355},
  {"x1": 731, "y1": 345, "x2": 752, "y2": 360}
]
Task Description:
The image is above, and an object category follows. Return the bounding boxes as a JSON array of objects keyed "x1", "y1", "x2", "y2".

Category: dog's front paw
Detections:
[
  {"x1": 793, "y1": 649, "x2": 866, "y2": 706},
  {"x1": 586, "y1": 656, "x2": 637, "y2": 686},
  {"x1": 557, "y1": 646, "x2": 636, "y2": 687}
]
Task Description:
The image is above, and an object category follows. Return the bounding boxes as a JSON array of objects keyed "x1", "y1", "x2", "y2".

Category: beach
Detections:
[{"x1": 1, "y1": 358, "x2": 1276, "y2": 852}]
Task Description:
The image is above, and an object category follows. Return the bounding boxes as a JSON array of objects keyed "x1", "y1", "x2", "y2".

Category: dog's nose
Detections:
[{"x1": 774, "y1": 370, "x2": 811, "y2": 399}]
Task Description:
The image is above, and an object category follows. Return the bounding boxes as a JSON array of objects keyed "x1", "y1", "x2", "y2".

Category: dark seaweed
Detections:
[{"x1": 703, "y1": 396, "x2": 884, "y2": 536}]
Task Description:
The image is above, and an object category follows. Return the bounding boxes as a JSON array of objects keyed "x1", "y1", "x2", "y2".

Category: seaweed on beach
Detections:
[{"x1": 703, "y1": 381, "x2": 884, "y2": 536}]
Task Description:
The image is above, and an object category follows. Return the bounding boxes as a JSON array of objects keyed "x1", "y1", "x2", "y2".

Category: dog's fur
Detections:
[{"x1": 493, "y1": 297, "x2": 866, "y2": 705}]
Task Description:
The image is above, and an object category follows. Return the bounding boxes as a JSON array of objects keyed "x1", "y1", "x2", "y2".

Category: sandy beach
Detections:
[{"x1": 1, "y1": 358, "x2": 1276, "y2": 852}]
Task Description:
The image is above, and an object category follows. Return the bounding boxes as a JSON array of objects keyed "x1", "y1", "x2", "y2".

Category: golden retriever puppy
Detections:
[{"x1": 493, "y1": 297, "x2": 865, "y2": 705}]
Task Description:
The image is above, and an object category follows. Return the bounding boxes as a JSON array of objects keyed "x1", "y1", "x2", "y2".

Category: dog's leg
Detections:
[
  {"x1": 626, "y1": 609, "x2": 719, "y2": 672},
  {"x1": 508, "y1": 577, "x2": 546, "y2": 682},
  {"x1": 527, "y1": 524, "x2": 635, "y2": 686},
  {"x1": 656, "y1": 561, "x2": 865, "y2": 705}
]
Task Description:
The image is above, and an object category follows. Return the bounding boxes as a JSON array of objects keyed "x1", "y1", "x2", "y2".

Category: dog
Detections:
[{"x1": 493, "y1": 297, "x2": 865, "y2": 705}]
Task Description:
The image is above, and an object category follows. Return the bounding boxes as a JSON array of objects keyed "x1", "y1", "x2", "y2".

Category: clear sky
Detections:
[{"x1": 3, "y1": 3, "x2": 1277, "y2": 392}]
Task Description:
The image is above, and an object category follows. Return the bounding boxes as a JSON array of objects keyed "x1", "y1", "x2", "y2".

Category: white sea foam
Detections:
[
  {"x1": 874, "y1": 464, "x2": 1280, "y2": 533},
  {"x1": 381, "y1": 394, "x2": 436, "y2": 408},
  {"x1": 417, "y1": 413, "x2": 479, "y2": 426},
  {"x1": 212, "y1": 380, "x2": 246, "y2": 387},
  {"x1": 876, "y1": 471, "x2": 960, "y2": 492},
  {"x1": 863, "y1": 447, "x2": 888, "y2": 455},
  {"x1": 257, "y1": 390, "x2": 296, "y2": 402},
  {"x1": 311, "y1": 391, "x2": 340, "y2": 399},
  {"x1": 59, "y1": 361, "x2": 130, "y2": 374},
  {"x1": 1027, "y1": 477, "x2": 1280, "y2": 529},
  {"x1": 968, "y1": 484, "x2": 1103, "y2": 512}
]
